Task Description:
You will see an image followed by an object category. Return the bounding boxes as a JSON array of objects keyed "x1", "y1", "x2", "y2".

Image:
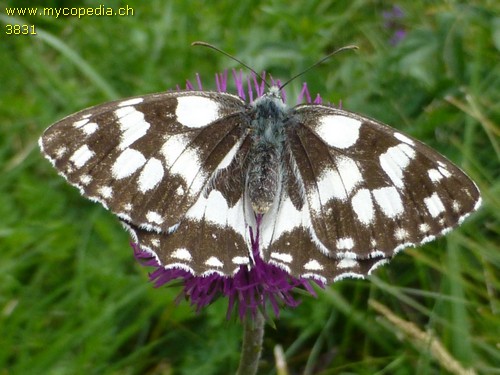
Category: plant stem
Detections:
[{"x1": 236, "y1": 311, "x2": 265, "y2": 375}]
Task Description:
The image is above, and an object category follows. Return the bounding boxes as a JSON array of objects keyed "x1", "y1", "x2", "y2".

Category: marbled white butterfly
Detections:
[{"x1": 39, "y1": 61, "x2": 481, "y2": 283}]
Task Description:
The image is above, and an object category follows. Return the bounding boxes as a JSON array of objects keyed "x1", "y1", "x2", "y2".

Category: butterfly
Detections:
[{"x1": 39, "y1": 76, "x2": 481, "y2": 283}]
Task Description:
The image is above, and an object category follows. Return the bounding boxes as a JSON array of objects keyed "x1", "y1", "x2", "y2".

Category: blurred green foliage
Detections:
[{"x1": 0, "y1": 1, "x2": 498, "y2": 374}]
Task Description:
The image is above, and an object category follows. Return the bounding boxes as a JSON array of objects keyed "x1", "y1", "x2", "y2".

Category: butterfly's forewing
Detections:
[
  {"x1": 263, "y1": 105, "x2": 481, "y2": 281},
  {"x1": 40, "y1": 91, "x2": 248, "y2": 232}
]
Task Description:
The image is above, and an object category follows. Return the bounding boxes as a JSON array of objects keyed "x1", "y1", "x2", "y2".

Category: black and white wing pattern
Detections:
[
  {"x1": 260, "y1": 104, "x2": 481, "y2": 282},
  {"x1": 40, "y1": 91, "x2": 257, "y2": 276},
  {"x1": 40, "y1": 86, "x2": 481, "y2": 283}
]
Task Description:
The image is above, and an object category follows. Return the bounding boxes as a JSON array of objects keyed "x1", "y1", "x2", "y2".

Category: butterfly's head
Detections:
[
  {"x1": 266, "y1": 86, "x2": 285, "y2": 101},
  {"x1": 252, "y1": 86, "x2": 287, "y2": 112}
]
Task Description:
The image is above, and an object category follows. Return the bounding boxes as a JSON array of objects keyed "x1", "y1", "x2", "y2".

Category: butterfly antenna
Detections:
[
  {"x1": 192, "y1": 41, "x2": 270, "y2": 89},
  {"x1": 279, "y1": 45, "x2": 358, "y2": 90}
]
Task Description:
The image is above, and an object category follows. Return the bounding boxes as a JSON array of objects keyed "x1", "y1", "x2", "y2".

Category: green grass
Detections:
[{"x1": 1, "y1": 0, "x2": 498, "y2": 374}]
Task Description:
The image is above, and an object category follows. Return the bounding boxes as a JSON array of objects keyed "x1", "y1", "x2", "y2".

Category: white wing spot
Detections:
[
  {"x1": 315, "y1": 115, "x2": 361, "y2": 149},
  {"x1": 336, "y1": 237, "x2": 354, "y2": 250},
  {"x1": 161, "y1": 133, "x2": 190, "y2": 166},
  {"x1": 146, "y1": 211, "x2": 164, "y2": 224},
  {"x1": 419, "y1": 223, "x2": 430, "y2": 233},
  {"x1": 338, "y1": 258, "x2": 359, "y2": 269},
  {"x1": 168, "y1": 223, "x2": 180, "y2": 235},
  {"x1": 138, "y1": 157, "x2": 164, "y2": 193},
  {"x1": 372, "y1": 186, "x2": 404, "y2": 218},
  {"x1": 336, "y1": 156, "x2": 363, "y2": 196},
  {"x1": 304, "y1": 259, "x2": 324, "y2": 271},
  {"x1": 123, "y1": 203, "x2": 133, "y2": 211},
  {"x1": 422, "y1": 234, "x2": 436, "y2": 244},
  {"x1": 169, "y1": 147, "x2": 206, "y2": 194},
  {"x1": 473, "y1": 196, "x2": 482, "y2": 211},
  {"x1": 313, "y1": 169, "x2": 345, "y2": 206},
  {"x1": 176, "y1": 96, "x2": 221, "y2": 128},
  {"x1": 118, "y1": 212, "x2": 132, "y2": 222},
  {"x1": 394, "y1": 132, "x2": 415, "y2": 145},
  {"x1": 313, "y1": 156, "x2": 362, "y2": 206},
  {"x1": 118, "y1": 97, "x2": 144, "y2": 107},
  {"x1": 112, "y1": 148, "x2": 146, "y2": 179},
  {"x1": 186, "y1": 189, "x2": 227, "y2": 226},
  {"x1": 333, "y1": 272, "x2": 364, "y2": 282},
  {"x1": 73, "y1": 118, "x2": 89, "y2": 127},
  {"x1": 232, "y1": 256, "x2": 250, "y2": 265},
  {"x1": 81, "y1": 122, "x2": 98, "y2": 135},
  {"x1": 98, "y1": 186, "x2": 113, "y2": 199},
  {"x1": 452, "y1": 200, "x2": 461, "y2": 212},
  {"x1": 261, "y1": 196, "x2": 302, "y2": 243},
  {"x1": 55, "y1": 146, "x2": 68, "y2": 158},
  {"x1": 115, "y1": 106, "x2": 150, "y2": 150},
  {"x1": 441, "y1": 227, "x2": 453, "y2": 236},
  {"x1": 424, "y1": 192, "x2": 446, "y2": 218},
  {"x1": 187, "y1": 195, "x2": 248, "y2": 244},
  {"x1": 379, "y1": 143, "x2": 416, "y2": 188},
  {"x1": 438, "y1": 166, "x2": 451, "y2": 178},
  {"x1": 216, "y1": 137, "x2": 243, "y2": 170},
  {"x1": 394, "y1": 228, "x2": 409, "y2": 241},
  {"x1": 302, "y1": 273, "x2": 327, "y2": 283},
  {"x1": 369, "y1": 250, "x2": 385, "y2": 258},
  {"x1": 428, "y1": 169, "x2": 443, "y2": 182},
  {"x1": 269, "y1": 260, "x2": 292, "y2": 274},
  {"x1": 80, "y1": 174, "x2": 92, "y2": 185},
  {"x1": 338, "y1": 251, "x2": 358, "y2": 259},
  {"x1": 270, "y1": 252, "x2": 293, "y2": 263},
  {"x1": 351, "y1": 188, "x2": 375, "y2": 225},
  {"x1": 205, "y1": 256, "x2": 224, "y2": 268},
  {"x1": 69, "y1": 145, "x2": 94, "y2": 168},
  {"x1": 171, "y1": 248, "x2": 192, "y2": 261}
]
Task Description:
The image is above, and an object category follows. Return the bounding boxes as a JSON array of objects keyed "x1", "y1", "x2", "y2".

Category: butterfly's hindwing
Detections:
[
  {"x1": 265, "y1": 226, "x2": 389, "y2": 281},
  {"x1": 124, "y1": 196, "x2": 253, "y2": 276}
]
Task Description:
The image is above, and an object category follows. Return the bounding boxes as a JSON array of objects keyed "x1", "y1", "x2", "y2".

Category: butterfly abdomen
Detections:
[{"x1": 247, "y1": 142, "x2": 281, "y2": 213}]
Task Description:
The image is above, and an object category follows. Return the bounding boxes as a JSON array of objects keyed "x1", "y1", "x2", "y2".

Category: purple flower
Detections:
[
  {"x1": 383, "y1": 5, "x2": 407, "y2": 45},
  {"x1": 133, "y1": 71, "x2": 328, "y2": 320}
]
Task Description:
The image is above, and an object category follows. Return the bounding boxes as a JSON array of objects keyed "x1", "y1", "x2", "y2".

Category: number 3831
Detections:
[{"x1": 5, "y1": 24, "x2": 37, "y2": 35}]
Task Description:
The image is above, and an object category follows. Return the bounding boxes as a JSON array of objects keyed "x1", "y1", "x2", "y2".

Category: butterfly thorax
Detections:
[{"x1": 246, "y1": 87, "x2": 288, "y2": 214}]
